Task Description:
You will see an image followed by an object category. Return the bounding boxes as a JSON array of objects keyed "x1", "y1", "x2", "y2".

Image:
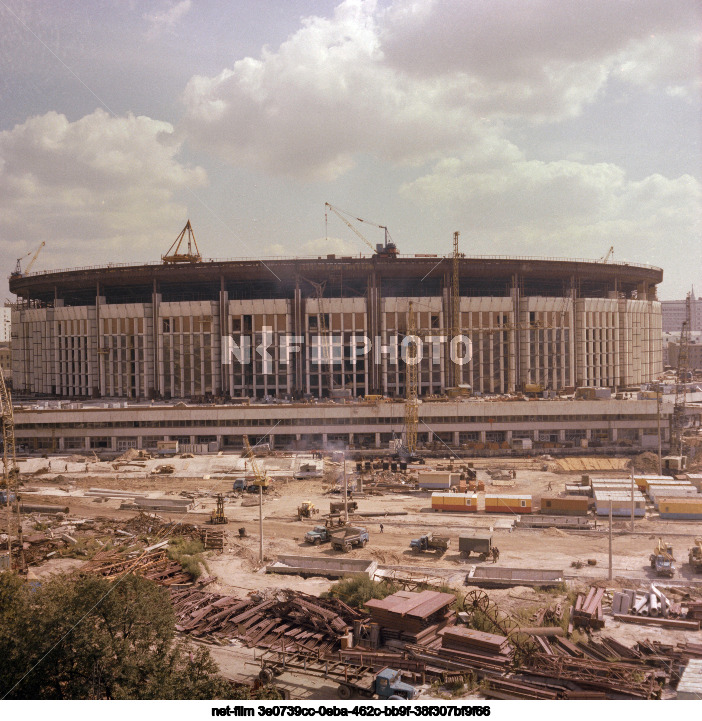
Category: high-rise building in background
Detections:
[{"x1": 662, "y1": 287, "x2": 702, "y2": 332}]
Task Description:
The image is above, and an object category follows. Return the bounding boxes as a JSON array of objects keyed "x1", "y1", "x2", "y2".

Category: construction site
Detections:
[{"x1": 3, "y1": 224, "x2": 702, "y2": 702}]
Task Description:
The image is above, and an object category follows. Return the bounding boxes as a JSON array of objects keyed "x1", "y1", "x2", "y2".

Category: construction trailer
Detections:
[
  {"x1": 658, "y1": 498, "x2": 702, "y2": 520},
  {"x1": 484, "y1": 494, "x2": 533, "y2": 514},
  {"x1": 593, "y1": 490, "x2": 646, "y2": 517},
  {"x1": 633, "y1": 474, "x2": 672, "y2": 491},
  {"x1": 416, "y1": 471, "x2": 460, "y2": 490},
  {"x1": 648, "y1": 486, "x2": 699, "y2": 509},
  {"x1": 431, "y1": 492, "x2": 477, "y2": 512},
  {"x1": 539, "y1": 495, "x2": 589, "y2": 516}
]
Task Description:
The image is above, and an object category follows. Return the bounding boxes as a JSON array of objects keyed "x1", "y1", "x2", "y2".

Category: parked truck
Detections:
[
  {"x1": 258, "y1": 652, "x2": 417, "y2": 700},
  {"x1": 304, "y1": 526, "x2": 332, "y2": 545},
  {"x1": 330, "y1": 526, "x2": 369, "y2": 552},
  {"x1": 689, "y1": 537, "x2": 702, "y2": 573},
  {"x1": 458, "y1": 534, "x2": 493, "y2": 560},
  {"x1": 330, "y1": 500, "x2": 358, "y2": 515},
  {"x1": 409, "y1": 532, "x2": 450, "y2": 554}
]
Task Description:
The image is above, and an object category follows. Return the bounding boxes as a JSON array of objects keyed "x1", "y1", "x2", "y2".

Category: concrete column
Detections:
[
  {"x1": 506, "y1": 430, "x2": 513, "y2": 443},
  {"x1": 559, "y1": 430, "x2": 566, "y2": 442},
  {"x1": 111, "y1": 437, "x2": 117, "y2": 451},
  {"x1": 85, "y1": 437, "x2": 91, "y2": 450},
  {"x1": 533, "y1": 429, "x2": 539, "y2": 441},
  {"x1": 137, "y1": 436, "x2": 143, "y2": 450},
  {"x1": 480, "y1": 430, "x2": 487, "y2": 443},
  {"x1": 453, "y1": 431, "x2": 460, "y2": 447},
  {"x1": 611, "y1": 428, "x2": 617, "y2": 442},
  {"x1": 375, "y1": 432, "x2": 381, "y2": 448}
]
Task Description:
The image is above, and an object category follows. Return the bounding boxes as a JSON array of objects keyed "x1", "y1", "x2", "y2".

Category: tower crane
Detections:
[
  {"x1": 1, "y1": 366, "x2": 23, "y2": 572},
  {"x1": 12, "y1": 241, "x2": 45, "y2": 277},
  {"x1": 324, "y1": 203, "x2": 398, "y2": 258},
  {"x1": 403, "y1": 301, "x2": 420, "y2": 459},
  {"x1": 670, "y1": 292, "x2": 691, "y2": 456}
]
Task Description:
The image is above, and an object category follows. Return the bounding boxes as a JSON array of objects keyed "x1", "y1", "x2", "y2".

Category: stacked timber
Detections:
[
  {"x1": 439, "y1": 627, "x2": 512, "y2": 658},
  {"x1": 365, "y1": 590, "x2": 456, "y2": 645}
]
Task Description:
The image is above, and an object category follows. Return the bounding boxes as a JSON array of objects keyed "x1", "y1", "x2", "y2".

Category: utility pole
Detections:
[
  {"x1": 630, "y1": 466, "x2": 635, "y2": 533},
  {"x1": 608, "y1": 500, "x2": 613, "y2": 581},
  {"x1": 343, "y1": 455, "x2": 348, "y2": 524},
  {"x1": 656, "y1": 383, "x2": 662, "y2": 475},
  {"x1": 259, "y1": 483, "x2": 263, "y2": 564}
]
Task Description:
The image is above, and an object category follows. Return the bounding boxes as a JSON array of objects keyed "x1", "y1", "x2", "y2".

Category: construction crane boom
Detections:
[
  {"x1": 12, "y1": 241, "x2": 45, "y2": 277},
  {"x1": 601, "y1": 246, "x2": 614, "y2": 263},
  {"x1": 324, "y1": 203, "x2": 398, "y2": 258}
]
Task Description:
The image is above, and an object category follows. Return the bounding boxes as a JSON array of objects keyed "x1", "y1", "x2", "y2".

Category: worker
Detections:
[
  {"x1": 380, "y1": 523, "x2": 384, "y2": 534},
  {"x1": 492, "y1": 547, "x2": 500, "y2": 563},
  {"x1": 547, "y1": 481, "x2": 552, "y2": 491}
]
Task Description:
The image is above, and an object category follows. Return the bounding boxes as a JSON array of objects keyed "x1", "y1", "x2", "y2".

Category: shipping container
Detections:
[
  {"x1": 648, "y1": 486, "x2": 698, "y2": 509},
  {"x1": 539, "y1": 495, "x2": 589, "y2": 516},
  {"x1": 658, "y1": 498, "x2": 702, "y2": 520},
  {"x1": 431, "y1": 492, "x2": 477, "y2": 513},
  {"x1": 484, "y1": 494, "x2": 532, "y2": 514}
]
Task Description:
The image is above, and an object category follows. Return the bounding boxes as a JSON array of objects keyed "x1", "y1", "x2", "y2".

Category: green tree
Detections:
[{"x1": 0, "y1": 571, "x2": 232, "y2": 699}]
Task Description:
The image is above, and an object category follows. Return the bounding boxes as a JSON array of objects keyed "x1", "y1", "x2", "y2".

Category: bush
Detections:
[
  {"x1": 323, "y1": 576, "x2": 398, "y2": 608},
  {"x1": 167, "y1": 537, "x2": 206, "y2": 579}
]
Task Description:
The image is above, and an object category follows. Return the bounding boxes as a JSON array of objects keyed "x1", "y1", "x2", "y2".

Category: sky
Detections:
[{"x1": 0, "y1": 0, "x2": 700, "y2": 301}]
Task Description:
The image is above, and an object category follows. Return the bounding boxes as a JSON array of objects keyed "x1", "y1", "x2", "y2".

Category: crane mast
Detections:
[
  {"x1": 450, "y1": 231, "x2": 460, "y2": 388},
  {"x1": 671, "y1": 293, "x2": 691, "y2": 456},
  {"x1": 404, "y1": 301, "x2": 419, "y2": 456},
  {"x1": 1, "y1": 367, "x2": 21, "y2": 570}
]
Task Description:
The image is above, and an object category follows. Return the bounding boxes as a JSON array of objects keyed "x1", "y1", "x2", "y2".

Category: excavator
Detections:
[{"x1": 650, "y1": 538, "x2": 676, "y2": 578}]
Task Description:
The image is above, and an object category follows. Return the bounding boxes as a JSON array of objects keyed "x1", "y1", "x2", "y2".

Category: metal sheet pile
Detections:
[
  {"x1": 569, "y1": 586, "x2": 604, "y2": 631},
  {"x1": 169, "y1": 588, "x2": 363, "y2": 653}
]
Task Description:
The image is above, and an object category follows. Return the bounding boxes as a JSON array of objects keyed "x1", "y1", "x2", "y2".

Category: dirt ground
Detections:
[{"x1": 10, "y1": 451, "x2": 702, "y2": 697}]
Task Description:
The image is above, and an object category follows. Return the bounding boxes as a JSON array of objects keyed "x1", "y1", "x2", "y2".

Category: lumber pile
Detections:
[
  {"x1": 84, "y1": 547, "x2": 192, "y2": 585},
  {"x1": 365, "y1": 590, "x2": 456, "y2": 645},
  {"x1": 439, "y1": 627, "x2": 512, "y2": 658}
]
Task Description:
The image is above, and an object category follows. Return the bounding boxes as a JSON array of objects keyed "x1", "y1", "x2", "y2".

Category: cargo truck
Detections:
[
  {"x1": 458, "y1": 534, "x2": 493, "y2": 560},
  {"x1": 409, "y1": 532, "x2": 450, "y2": 554},
  {"x1": 330, "y1": 526, "x2": 369, "y2": 552}
]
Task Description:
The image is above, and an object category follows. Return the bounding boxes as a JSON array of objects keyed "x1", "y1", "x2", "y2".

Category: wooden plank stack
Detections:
[
  {"x1": 365, "y1": 590, "x2": 456, "y2": 645},
  {"x1": 439, "y1": 627, "x2": 512, "y2": 657}
]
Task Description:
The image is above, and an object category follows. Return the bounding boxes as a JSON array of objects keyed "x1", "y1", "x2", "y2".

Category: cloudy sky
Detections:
[{"x1": 1, "y1": 0, "x2": 700, "y2": 300}]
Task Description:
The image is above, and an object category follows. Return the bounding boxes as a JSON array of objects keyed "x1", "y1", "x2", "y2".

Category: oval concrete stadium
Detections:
[{"x1": 9, "y1": 254, "x2": 662, "y2": 400}]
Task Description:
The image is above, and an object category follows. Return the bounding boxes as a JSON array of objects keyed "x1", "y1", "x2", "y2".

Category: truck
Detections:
[
  {"x1": 410, "y1": 532, "x2": 450, "y2": 554},
  {"x1": 258, "y1": 651, "x2": 417, "y2": 700},
  {"x1": 330, "y1": 500, "x2": 358, "y2": 515},
  {"x1": 330, "y1": 526, "x2": 369, "y2": 552},
  {"x1": 304, "y1": 526, "x2": 332, "y2": 545},
  {"x1": 650, "y1": 538, "x2": 676, "y2": 578},
  {"x1": 689, "y1": 537, "x2": 702, "y2": 573},
  {"x1": 458, "y1": 534, "x2": 493, "y2": 560}
]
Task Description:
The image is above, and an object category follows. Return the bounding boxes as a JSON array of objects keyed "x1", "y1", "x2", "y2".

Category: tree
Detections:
[{"x1": 0, "y1": 571, "x2": 232, "y2": 699}]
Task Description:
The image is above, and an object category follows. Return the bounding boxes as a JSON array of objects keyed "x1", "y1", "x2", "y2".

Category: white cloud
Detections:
[
  {"x1": 399, "y1": 149, "x2": 701, "y2": 290},
  {"x1": 144, "y1": 0, "x2": 192, "y2": 40},
  {"x1": 0, "y1": 109, "x2": 207, "y2": 267},
  {"x1": 180, "y1": 0, "x2": 700, "y2": 180}
]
